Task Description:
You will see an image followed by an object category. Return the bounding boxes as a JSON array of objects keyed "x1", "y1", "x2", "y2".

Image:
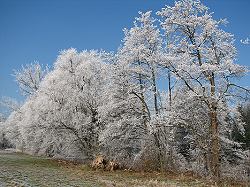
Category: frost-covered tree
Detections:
[
  {"x1": 119, "y1": 11, "x2": 163, "y2": 118},
  {"x1": 0, "y1": 113, "x2": 5, "y2": 123},
  {"x1": 4, "y1": 110, "x2": 24, "y2": 151},
  {"x1": 232, "y1": 102, "x2": 250, "y2": 150},
  {"x1": 117, "y1": 11, "x2": 171, "y2": 169},
  {"x1": 13, "y1": 62, "x2": 49, "y2": 96},
  {"x1": 240, "y1": 37, "x2": 250, "y2": 45},
  {"x1": 157, "y1": 0, "x2": 248, "y2": 179},
  {"x1": 168, "y1": 85, "x2": 247, "y2": 177},
  {"x1": 0, "y1": 113, "x2": 7, "y2": 149},
  {"x1": 99, "y1": 61, "x2": 152, "y2": 168},
  {"x1": 10, "y1": 49, "x2": 111, "y2": 159},
  {"x1": 0, "y1": 97, "x2": 20, "y2": 112}
]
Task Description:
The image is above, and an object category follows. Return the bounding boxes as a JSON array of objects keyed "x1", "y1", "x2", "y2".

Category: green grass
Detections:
[{"x1": 0, "y1": 152, "x2": 248, "y2": 187}]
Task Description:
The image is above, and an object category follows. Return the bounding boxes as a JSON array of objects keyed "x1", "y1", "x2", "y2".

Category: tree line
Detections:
[{"x1": 0, "y1": 0, "x2": 249, "y2": 182}]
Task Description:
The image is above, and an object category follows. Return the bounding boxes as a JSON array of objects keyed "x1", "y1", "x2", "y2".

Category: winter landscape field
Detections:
[
  {"x1": 0, "y1": 0, "x2": 250, "y2": 186},
  {"x1": 0, "y1": 150, "x2": 247, "y2": 187}
]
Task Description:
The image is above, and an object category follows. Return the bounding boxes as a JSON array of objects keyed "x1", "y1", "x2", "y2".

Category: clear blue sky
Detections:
[{"x1": 0, "y1": 0, "x2": 249, "y2": 102}]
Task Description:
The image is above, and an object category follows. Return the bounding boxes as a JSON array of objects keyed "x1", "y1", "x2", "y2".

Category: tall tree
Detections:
[
  {"x1": 118, "y1": 11, "x2": 168, "y2": 169},
  {"x1": 158, "y1": 0, "x2": 248, "y2": 179},
  {"x1": 119, "y1": 11, "x2": 163, "y2": 118}
]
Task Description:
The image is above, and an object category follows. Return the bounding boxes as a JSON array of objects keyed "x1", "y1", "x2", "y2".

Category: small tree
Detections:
[
  {"x1": 13, "y1": 62, "x2": 49, "y2": 96},
  {"x1": 232, "y1": 103, "x2": 250, "y2": 150}
]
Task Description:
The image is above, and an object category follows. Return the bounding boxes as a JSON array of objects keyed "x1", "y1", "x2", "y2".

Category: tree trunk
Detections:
[
  {"x1": 168, "y1": 70, "x2": 172, "y2": 108},
  {"x1": 209, "y1": 74, "x2": 220, "y2": 180},
  {"x1": 210, "y1": 108, "x2": 220, "y2": 179},
  {"x1": 151, "y1": 67, "x2": 158, "y2": 115},
  {"x1": 151, "y1": 67, "x2": 166, "y2": 171},
  {"x1": 153, "y1": 131, "x2": 165, "y2": 172}
]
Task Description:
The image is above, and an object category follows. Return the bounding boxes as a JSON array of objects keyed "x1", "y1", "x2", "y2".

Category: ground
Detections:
[{"x1": 0, "y1": 150, "x2": 247, "y2": 187}]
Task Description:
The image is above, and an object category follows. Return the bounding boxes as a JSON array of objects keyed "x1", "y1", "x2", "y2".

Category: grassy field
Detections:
[{"x1": 0, "y1": 151, "x2": 248, "y2": 187}]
